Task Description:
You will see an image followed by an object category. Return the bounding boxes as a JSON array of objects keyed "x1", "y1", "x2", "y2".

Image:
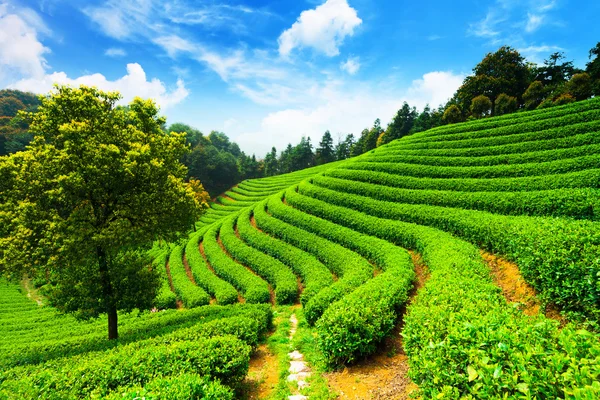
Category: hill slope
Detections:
[{"x1": 2, "y1": 98, "x2": 600, "y2": 398}]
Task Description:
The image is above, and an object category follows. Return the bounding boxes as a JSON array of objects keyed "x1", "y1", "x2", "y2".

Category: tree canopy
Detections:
[{"x1": 0, "y1": 85, "x2": 207, "y2": 339}]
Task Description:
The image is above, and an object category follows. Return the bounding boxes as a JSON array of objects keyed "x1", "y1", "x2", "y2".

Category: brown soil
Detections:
[
  {"x1": 250, "y1": 215, "x2": 258, "y2": 229},
  {"x1": 164, "y1": 262, "x2": 183, "y2": 309},
  {"x1": 240, "y1": 344, "x2": 280, "y2": 399},
  {"x1": 182, "y1": 255, "x2": 197, "y2": 284},
  {"x1": 325, "y1": 252, "x2": 429, "y2": 400},
  {"x1": 324, "y1": 327, "x2": 416, "y2": 400},
  {"x1": 482, "y1": 251, "x2": 565, "y2": 324}
]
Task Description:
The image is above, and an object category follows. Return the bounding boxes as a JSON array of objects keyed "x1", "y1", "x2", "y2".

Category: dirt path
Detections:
[
  {"x1": 242, "y1": 344, "x2": 280, "y2": 399},
  {"x1": 482, "y1": 251, "x2": 565, "y2": 324},
  {"x1": 182, "y1": 255, "x2": 197, "y2": 284},
  {"x1": 324, "y1": 251, "x2": 428, "y2": 399},
  {"x1": 22, "y1": 277, "x2": 43, "y2": 306}
]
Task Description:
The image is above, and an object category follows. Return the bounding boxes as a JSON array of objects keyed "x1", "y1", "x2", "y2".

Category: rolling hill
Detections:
[{"x1": 2, "y1": 98, "x2": 600, "y2": 398}]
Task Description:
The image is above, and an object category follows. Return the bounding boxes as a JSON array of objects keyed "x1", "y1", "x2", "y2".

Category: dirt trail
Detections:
[
  {"x1": 182, "y1": 255, "x2": 197, "y2": 284},
  {"x1": 324, "y1": 251, "x2": 428, "y2": 399},
  {"x1": 242, "y1": 343, "x2": 280, "y2": 399},
  {"x1": 482, "y1": 251, "x2": 565, "y2": 324},
  {"x1": 22, "y1": 277, "x2": 43, "y2": 306}
]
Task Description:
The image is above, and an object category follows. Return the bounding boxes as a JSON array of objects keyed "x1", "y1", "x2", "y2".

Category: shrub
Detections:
[
  {"x1": 470, "y1": 95, "x2": 493, "y2": 118},
  {"x1": 494, "y1": 93, "x2": 518, "y2": 115}
]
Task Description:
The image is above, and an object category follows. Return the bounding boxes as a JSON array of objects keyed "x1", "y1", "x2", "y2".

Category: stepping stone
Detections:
[
  {"x1": 288, "y1": 350, "x2": 303, "y2": 360},
  {"x1": 298, "y1": 380, "x2": 310, "y2": 389},
  {"x1": 289, "y1": 361, "x2": 309, "y2": 373},
  {"x1": 288, "y1": 396, "x2": 308, "y2": 400},
  {"x1": 288, "y1": 371, "x2": 311, "y2": 382}
]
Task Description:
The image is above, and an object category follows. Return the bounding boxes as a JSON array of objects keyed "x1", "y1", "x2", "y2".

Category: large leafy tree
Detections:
[
  {"x1": 455, "y1": 46, "x2": 530, "y2": 113},
  {"x1": 0, "y1": 85, "x2": 205, "y2": 339},
  {"x1": 535, "y1": 52, "x2": 578, "y2": 89}
]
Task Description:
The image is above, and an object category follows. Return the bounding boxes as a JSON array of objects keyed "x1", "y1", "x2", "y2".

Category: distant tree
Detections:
[
  {"x1": 168, "y1": 123, "x2": 203, "y2": 148},
  {"x1": 363, "y1": 119, "x2": 383, "y2": 152},
  {"x1": 207, "y1": 131, "x2": 232, "y2": 153},
  {"x1": 587, "y1": 42, "x2": 600, "y2": 95},
  {"x1": 351, "y1": 128, "x2": 369, "y2": 157},
  {"x1": 523, "y1": 81, "x2": 546, "y2": 110},
  {"x1": 381, "y1": 103, "x2": 417, "y2": 144},
  {"x1": 470, "y1": 95, "x2": 493, "y2": 118},
  {"x1": 494, "y1": 93, "x2": 518, "y2": 116},
  {"x1": 264, "y1": 147, "x2": 278, "y2": 176},
  {"x1": 566, "y1": 73, "x2": 593, "y2": 101},
  {"x1": 554, "y1": 93, "x2": 576, "y2": 106},
  {"x1": 292, "y1": 136, "x2": 315, "y2": 170},
  {"x1": 535, "y1": 52, "x2": 578, "y2": 89},
  {"x1": 316, "y1": 130, "x2": 335, "y2": 165},
  {"x1": 279, "y1": 144, "x2": 294, "y2": 173},
  {"x1": 0, "y1": 85, "x2": 205, "y2": 340},
  {"x1": 443, "y1": 105, "x2": 463, "y2": 124},
  {"x1": 335, "y1": 134, "x2": 355, "y2": 160},
  {"x1": 455, "y1": 46, "x2": 530, "y2": 112},
  {"x1": 0, "y1": 97, "x2": 25, "y2": 118},
  {"x1": 412, "y1": 104, "x2": 435, "y2": 133}
]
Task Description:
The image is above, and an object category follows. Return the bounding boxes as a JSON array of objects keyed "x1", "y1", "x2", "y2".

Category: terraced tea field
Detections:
[{"x1": 2, "y1": 98, "x2": 600, "y2": 398}]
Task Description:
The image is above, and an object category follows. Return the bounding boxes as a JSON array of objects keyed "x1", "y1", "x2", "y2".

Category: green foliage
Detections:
[
  {"x1": 185, "y1": 228, "x2": 238, "y2": 305},
  {"x1": 567, "y1": 73, "x2": 594, "y2": 101},
  {"x1": 554, "y1": 93, "x2": 576, "y2": 106},
  {"x1": 523, "y1": 80, "x2": 546, "y2": 110},
  {"x1": 104, "y1": 373, "x2": 235, "y2": 400},
  {"x1": 168, "y1": 244, "x2": 211, "y2": 308},
  {"x1": 220, "y1": 214, "x2": 298, "y2": 304},
  {"x1": 470, "y1": 95, "x2": 493, "y2": 118},
  {"x1": 316, "y1": 130, "x2": 335, "y2": 165},
  {"x1": 443, "y1": 104, "x2": 463, "y2": 124},
  {"x1": 0, "y1": 85, "x2": 204, "y2": 339},
  {"x1": 202, "y1": 222, "x2": 270, "y2": 304},
  {"x1": 381, "y1": 102, "x2": 418, "y2": 144},
  {"x1": 494, "y1": 93, "x2": 518, "y2": 115},
  {"x1": 149, "y1": 249, "x2": 177, "y2": 309}
]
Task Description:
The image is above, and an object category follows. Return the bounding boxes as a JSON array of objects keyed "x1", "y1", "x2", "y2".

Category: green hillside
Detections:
[{"x1": 2, "y1": 98, "x2": 600, "y2": 398}]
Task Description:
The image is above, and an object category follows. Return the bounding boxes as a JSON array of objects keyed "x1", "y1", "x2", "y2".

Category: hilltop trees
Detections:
[
  {"x1": 380, "y1": 103, "x2": 417, "y2": 145},
  {"x1": 587, "y1": 42, "x2": 600, "y2": 95},
  {"x1": 316, "y1": 130, "x2": 335, "y2": 165},
  {"x1": 0, "y1": 85, "x2": 206, "y2": 339}
]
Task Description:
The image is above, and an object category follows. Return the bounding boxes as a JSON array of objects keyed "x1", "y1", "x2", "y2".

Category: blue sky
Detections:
[{"x1": 1, "y1": 0, "x2": 599, "y2": 155}]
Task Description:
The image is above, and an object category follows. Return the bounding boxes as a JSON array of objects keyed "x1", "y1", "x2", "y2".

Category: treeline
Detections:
[{"x1": 0, "y1": 90, "x2": 41, "y2": 156}]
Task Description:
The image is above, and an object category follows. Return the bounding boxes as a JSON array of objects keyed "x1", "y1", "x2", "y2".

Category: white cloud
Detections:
[
  {"x1": 278, "y1": 0, "x2": 362, "y2": 57},
  {"x1": 104, "y1": 47, "x2": 126, "y2": 57},
  {"x1": 525, "y1": 13, "x2": 543, "y2": 32},
  {"x1": 9, "y1": 63, "x2": 189, "y2": 109},
  {"x1": 340, "y1": 56, "x2": 360, "y2": 75},
  {"x1": 0, "y1": 4, "x2": 50, "y2": 82},
  {"x1": 153, "y1": 35, "x2": 197, "y2": 58},
  {"x1": 232, "y1": 71, "x2": 465, "y2": 155}
]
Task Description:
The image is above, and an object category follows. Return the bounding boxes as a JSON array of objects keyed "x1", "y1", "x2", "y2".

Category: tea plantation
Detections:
[{"x1": 2, "y1": 99, "x2": 600, "y2": 398}]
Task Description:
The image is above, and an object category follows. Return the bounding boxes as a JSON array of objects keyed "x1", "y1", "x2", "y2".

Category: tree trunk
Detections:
[
  {"x1": 108, "y1": 305, "x2": 118, "y2": 340},
  {"x1": 98, "y1": 247, "x2": 118, "y2": 340}
]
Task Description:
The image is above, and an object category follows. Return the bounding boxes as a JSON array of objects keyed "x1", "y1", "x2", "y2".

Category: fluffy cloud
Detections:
[
  {"x1": 340, "y1": 56, "x2": 360, "y2": 75},
  {"x1": 232, "y1": 71, "x2": 464, "y2": 155},
  {"x1": 278, "y1": 0, "x2": 362, "y2": 57},
  {"x1": 0, "y1": 3, "x2": 50, "y2": 82},
  {"x1": 9, "y1": 63, "x2": 189, "y2": 109}
]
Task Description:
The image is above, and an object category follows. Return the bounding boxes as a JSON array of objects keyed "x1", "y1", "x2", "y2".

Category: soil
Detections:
[
  {"x1": 182, "y1": 255, "x2": 197, "y2": 284},
  {"x1": 164, "y1": 262, "x2": 183, "y2": 309},
  {"x1": 241, "y1": 344, "x2": 280, "y2": 399},
  {"x1": 22, "y1": 277, "x2": 43, "y2": 306},
  {"x1": 324, "y1": 251, "x2": 429, "y2": 399},
  {"x1": 482, "y1": 251, "x2": 565, "y2": 324}
]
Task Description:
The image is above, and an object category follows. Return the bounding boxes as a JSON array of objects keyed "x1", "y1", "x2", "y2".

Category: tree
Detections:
[
  {"x1": 316, "y1": 130, "x2": 335, "y2": 164},
  {"x1": 412, "y1": 104, "x2": 435, "y2": 133},
  {"x1": 381, "y1": 102, "x2": 417, "y2": 144},
  {"x1": 443, "y1": 105, "x2": 463, "y2": 124},
  {"x1": 523, "y1": 81, "x2": 546, "y2": 110},
  {"x1": 0, "y1": 85, "x2": 205, "y2": 339},
  {"x1": 292, "y1": 136, "x2": 315, "y2": 170},
  {"x1": 553, "y1": 93, "x2": 576, "y2": 106},
  {"x1": 470, "y1": 95, "x2": 493, "y2": 118},
  {"x1": 264, "y1": 147, "x2": 278, "y2": 176},
  {"x1": 334, "y1": 134, "x2": 354, "y2": 160},
  {"x1": 535, "y1": 52, "x2": 578, "y2": 89},
  {"x1": 566, "y1": 73, "x2": 593, "y2": 101},
  {"x1": 494, "y1": 93, "x2": 518, "y2": 116},
  {"x1": 455, "y1": 46, "x2": 530, "y2": 112},
  {"x1": 587, "y1": 42, "x2": 600, "y2": 95},
  {"x1": 363, "y1": 119, "x2": 383, "y2": 152},
  {"x1": 168, "y1": 123, "x2": 203, "y2": 148},
  {"x1": 351, "y1": 129, "x2": 369, "y2": 157}
]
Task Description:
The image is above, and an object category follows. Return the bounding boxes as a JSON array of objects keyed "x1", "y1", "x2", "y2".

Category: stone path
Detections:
[{"x1": 287, "y1": 313, "x2": 311, "y2": 400}]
